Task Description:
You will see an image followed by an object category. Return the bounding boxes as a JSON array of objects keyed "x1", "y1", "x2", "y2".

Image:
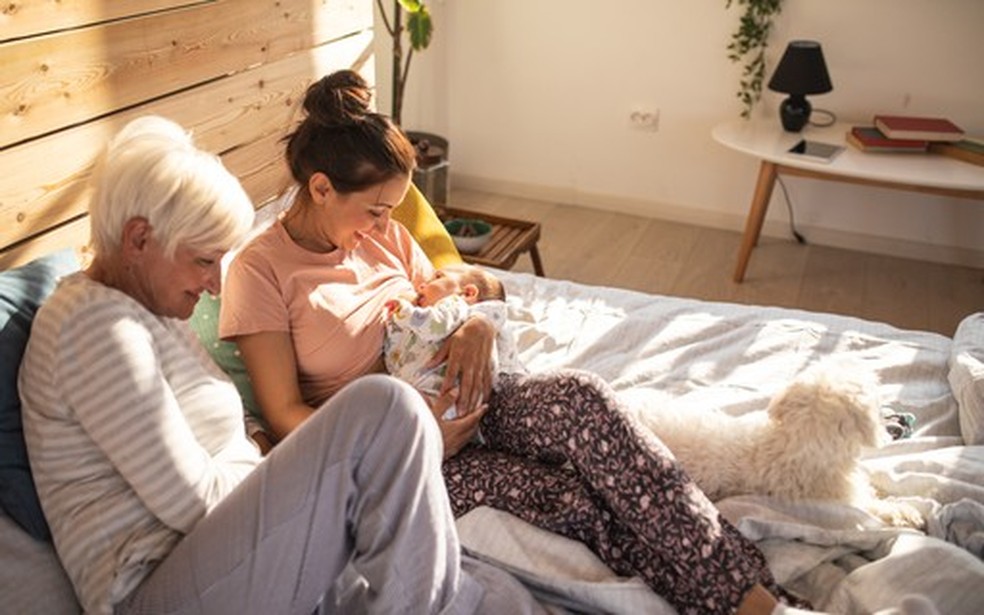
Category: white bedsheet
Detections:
[{"x1": 456, "y1": 270, "x2": 984, "y2": 614}]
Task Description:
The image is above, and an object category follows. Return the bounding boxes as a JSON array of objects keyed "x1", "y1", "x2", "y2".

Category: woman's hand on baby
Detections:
[
  {"x1": 429, "y1": 388, "x2": 486, "y2": 458},
  {"x1": 440, "y1": 410, "x2": 485, "y2": 459},
  {"x1": 430, "y1": 315, "x2": 494, "y2": 415}
]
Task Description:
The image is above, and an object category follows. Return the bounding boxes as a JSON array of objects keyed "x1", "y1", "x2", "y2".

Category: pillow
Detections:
[
  {"x1": 949, "y1": 312, "x2": 984, "y2": 445},
  {"x1": 392, "y1": 182, "x2": 462, "y2": 269},
  {"x1": 188, "y1": 292, "x2": 261, "y2": 423},
  {"x1": 0, "y1": 249, "x2": 81, "y2": 541},
  {"x1": 189, "y1": 181, "x2": 460, "y2": 425}
]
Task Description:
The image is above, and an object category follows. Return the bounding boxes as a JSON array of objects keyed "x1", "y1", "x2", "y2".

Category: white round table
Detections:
[{"x1": 712, "y1": 119, "x2": 984, "y2": 282}]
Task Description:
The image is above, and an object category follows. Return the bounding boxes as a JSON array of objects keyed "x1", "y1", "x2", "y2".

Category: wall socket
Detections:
[{"x1": 629, "y1": 108, "x2": 659, "y2": 131}]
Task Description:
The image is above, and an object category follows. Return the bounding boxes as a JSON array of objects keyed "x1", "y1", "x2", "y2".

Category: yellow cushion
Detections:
[{"x1": 392, "y1": 183, "x2": 462, "y2": 269}]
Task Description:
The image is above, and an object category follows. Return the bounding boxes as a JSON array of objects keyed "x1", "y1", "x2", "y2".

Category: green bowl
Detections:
[{"x1": 444, "y1": 218, "x2": 492, "y2": 253}]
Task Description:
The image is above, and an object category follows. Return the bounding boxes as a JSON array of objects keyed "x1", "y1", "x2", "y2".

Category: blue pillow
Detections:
[{"x1": 0, "y1": 249, "x2": 80, "y2": 541}]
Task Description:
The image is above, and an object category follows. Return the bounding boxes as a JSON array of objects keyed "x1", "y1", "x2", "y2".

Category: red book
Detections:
[
  {"x1": 846, "y1": 127, "x2": 928, "y2": 153},
  {"x1": 873, "y1": 115, "x2": 964, "y2": 142}
]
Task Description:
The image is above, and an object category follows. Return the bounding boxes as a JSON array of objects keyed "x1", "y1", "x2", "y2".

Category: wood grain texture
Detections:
[
  {"x1": 1, "y1": 30, "x2": 373, "y2": 258},
  {"x1": 1, "y1": 0, "x2": 370, "y2": 148},
  {"x1": 1, "y1": 1, "x2": 206, "y2": 42}
]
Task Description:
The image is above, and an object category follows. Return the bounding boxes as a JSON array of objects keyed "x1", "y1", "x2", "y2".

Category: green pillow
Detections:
[{"x1": 189, "y1": 293, "x2": 260, "y2": 424}]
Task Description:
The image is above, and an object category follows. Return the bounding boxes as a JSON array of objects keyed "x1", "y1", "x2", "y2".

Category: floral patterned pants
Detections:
[{"x1": 442, "y1": 369, "x2": 805, "y2": 614}]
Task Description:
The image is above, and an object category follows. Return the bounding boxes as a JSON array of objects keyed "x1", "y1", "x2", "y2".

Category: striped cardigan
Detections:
[{"x1": 19, "y1": 273, "x2": 261, "y2": 614}]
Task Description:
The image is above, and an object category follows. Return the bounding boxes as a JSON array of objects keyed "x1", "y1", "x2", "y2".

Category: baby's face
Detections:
[{"x1": 416, "y1": 267, "x2": 467, "y2": 307}]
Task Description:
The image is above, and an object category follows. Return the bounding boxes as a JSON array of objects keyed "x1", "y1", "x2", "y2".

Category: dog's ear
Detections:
[
  {"x1": 766, "y1": 382, "x2": 810, "y2": 424},
  {"x1": 837, "y1": 391, "x2": 883, "y2": 448},
  {"x1": 771, "y1": 361, "x2": 885, "y2": 449}
]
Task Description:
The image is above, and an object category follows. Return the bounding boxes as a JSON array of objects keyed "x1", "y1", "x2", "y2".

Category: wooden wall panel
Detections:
[
  {"x1": 1, "y1": 31, "x2": 373, "y2": 266},
  {"x1": 2, "y1": 0, "x2": 370, "y2": 148},
  {"x1": 1, "y1": 1, "x2": 208, "y2": 42},
  {"x1": 1, "y1": 0, "x2": 375, "y2": 268},
  {"x1": 0, "y1": 218, "x2": 90, "y2": 271}
]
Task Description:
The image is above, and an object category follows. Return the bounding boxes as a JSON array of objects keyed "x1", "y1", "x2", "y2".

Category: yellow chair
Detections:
[{"x1": 392, "y1": 182, "x2": 462, "y2": 269}]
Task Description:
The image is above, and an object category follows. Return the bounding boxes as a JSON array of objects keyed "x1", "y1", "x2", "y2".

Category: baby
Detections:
[{"x1": 383, "y1": 263, "x2": 524, "y2": 420}]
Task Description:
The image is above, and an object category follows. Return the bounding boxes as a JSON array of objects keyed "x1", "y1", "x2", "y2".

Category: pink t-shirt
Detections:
[{"x1": 219, "y1": 218, "x2": 434, "y2": 406}]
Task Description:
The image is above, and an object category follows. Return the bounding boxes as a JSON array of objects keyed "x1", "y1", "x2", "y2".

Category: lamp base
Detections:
[{"x1": 779, "y1": 95, "x2": 812, "y2": 132}]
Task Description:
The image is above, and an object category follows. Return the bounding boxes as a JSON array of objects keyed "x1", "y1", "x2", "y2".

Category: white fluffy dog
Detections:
[{"x1": 631, "y1": 360, "x2": 923, "y2": 528}]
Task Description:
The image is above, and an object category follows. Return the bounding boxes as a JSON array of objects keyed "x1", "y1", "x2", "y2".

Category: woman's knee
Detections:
[{"x1": 327, "y1": 374, "x2": 436, "y2": 437}]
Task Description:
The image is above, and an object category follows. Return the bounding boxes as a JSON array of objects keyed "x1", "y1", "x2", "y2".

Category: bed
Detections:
[{"x1": 3, "y1": 215, "x2": 984, "y2": 612}]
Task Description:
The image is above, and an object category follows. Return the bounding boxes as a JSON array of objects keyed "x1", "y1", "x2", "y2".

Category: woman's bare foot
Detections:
[{"x1": 736, "y1": 584, "x2": 778, "y2": 615}]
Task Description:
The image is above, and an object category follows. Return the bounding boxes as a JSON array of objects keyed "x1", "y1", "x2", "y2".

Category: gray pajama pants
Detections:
[{"x1": 116, "y1": 375, "x2": 543, "y2": 615}]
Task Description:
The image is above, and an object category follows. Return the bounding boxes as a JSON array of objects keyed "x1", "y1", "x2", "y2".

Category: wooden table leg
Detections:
[
  {"x1": 733, "y1": 160, "x2": 779, "y2": 283},
  {"x1": 530, "y1": 245, "x2": 545, "y2": 277}
]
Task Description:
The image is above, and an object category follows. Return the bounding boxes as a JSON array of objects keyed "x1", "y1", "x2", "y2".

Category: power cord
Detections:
[
  {"x1": 809, "y1": 108, "x2": 837, "y2": 128},
  {"x1": 776, "y1": 175, "x2": 806, "y2": 244},
  {"x1": 778, "y1": 107, "x2": 834, "y2": 243}
]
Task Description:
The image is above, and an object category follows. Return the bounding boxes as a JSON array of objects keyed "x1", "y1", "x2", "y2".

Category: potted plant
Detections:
[
  {"x1": 726, "y1": 0, "x2": 784, "y2": 118},
  {"x1": 376, "y1": 0, "x2": 450, "y2": 207},
  {"x1": 375, "y1": 0, "x2": 433, "y2": 126}
]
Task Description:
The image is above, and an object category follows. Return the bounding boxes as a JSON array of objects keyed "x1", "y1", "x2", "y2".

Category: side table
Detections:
[
  {"x1": 712, "y1": 119, "x2": 984, "y2": 283},
  {"x1": 443, "y1": 207, "x2": 545, "y2": 277}
]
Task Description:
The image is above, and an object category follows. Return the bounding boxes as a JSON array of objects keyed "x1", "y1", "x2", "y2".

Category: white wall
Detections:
[{"x1": 378, "y1": 0, "x2": 984, "y2": 267}]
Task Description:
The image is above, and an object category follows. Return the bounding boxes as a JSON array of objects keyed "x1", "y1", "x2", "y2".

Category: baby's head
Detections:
[{"x1": 416, "y1": 263, "x2": 504, "y2": 307}]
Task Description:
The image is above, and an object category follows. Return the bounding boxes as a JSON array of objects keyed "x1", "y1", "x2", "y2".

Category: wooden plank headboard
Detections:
[{"x1": 1, "y1": 0, "x2": 374, "y2": 269}]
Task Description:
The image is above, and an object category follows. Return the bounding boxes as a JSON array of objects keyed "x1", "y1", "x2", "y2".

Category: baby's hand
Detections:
[{"x1": 385, "y1": 293, "x2": 420, "y2": 315}]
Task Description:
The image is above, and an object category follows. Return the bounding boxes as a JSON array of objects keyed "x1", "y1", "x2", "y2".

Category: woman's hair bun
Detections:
[{"x1": 303, "y1": 69, "x2": 373, "y2": 128}]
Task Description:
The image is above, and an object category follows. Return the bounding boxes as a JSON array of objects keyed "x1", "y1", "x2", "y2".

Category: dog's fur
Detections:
[{"x1": 633, "y1": 360, "x2": 924, "y2": 528}]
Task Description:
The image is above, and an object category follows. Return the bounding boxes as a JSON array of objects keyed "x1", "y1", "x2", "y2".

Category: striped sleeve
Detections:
[{"x1": 58, "y1": 300, "x2": 251, "y2": 533}]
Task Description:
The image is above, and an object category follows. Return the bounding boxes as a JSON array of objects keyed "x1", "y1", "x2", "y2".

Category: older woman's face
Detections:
[{"x1": 134, "y1": 238, "x2": 224, "y2": 320}]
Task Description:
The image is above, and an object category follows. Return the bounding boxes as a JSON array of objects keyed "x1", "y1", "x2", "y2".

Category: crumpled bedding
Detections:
[{"x1": 457, "y1": 270, "x2": 984, "y2": 614}]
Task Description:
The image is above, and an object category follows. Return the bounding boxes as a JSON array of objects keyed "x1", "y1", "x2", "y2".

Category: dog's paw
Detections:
[{"x1": 865, "y1": 498, "x2": 926, "y2": 530}]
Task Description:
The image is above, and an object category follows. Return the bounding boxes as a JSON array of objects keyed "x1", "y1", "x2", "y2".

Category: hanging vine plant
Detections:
[{"x1": 726, "y1": 0, "x2": 784, "y2": 118}]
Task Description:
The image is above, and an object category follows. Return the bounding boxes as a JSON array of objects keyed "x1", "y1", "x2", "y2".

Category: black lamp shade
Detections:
[{"x1": 767, "y1": 41, "x2": 833, "y2": 132}]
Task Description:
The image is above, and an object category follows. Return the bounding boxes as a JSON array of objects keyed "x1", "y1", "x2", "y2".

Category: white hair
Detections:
[{"x1": 88, "y1": 116, "x2": 254, "y2": 259}]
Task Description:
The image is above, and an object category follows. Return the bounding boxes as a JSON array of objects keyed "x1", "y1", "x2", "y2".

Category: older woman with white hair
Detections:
[{"x1": 18, "y1": 116, "x2": 540, "y2": 615}]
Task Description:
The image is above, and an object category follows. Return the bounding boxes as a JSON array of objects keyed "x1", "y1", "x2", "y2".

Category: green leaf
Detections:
[
  {"x1": 407, "y1": 8, "x2": 433, "y2": 51},
  {"x1": 398, "y1": 0, "x2": 424, "y2": 13},
  {"x1": 726, "y1": 0, "x2": 784, "y2": 117}
]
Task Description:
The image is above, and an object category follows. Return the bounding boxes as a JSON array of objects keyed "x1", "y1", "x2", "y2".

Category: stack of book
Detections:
[{"x1": 846, "y1": 115, "x2": 964, "y2": 154}]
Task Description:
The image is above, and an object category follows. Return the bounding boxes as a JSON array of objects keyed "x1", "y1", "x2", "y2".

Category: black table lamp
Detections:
[{"x1": 767, "y1": 40, "x2": 833, "y2": 132}]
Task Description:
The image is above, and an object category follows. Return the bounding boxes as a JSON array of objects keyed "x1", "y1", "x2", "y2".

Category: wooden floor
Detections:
[{"x1": 449, "y1": 188, "x2": 984, "y2": 338}]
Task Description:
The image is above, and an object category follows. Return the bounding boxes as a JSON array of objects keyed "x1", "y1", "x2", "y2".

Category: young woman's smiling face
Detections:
[{"x1": 327, "y1": 174, "x2": 411, "y2": 251}]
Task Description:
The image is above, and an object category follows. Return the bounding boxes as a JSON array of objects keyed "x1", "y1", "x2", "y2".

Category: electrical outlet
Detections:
[{"x1": 629, "y1": 108, "x2": 659, "y2": 131}]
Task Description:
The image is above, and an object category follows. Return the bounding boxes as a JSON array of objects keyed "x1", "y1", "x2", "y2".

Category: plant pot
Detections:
[{"x1": 406, "y1": 131, "x2": 450, "y2": 209}]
